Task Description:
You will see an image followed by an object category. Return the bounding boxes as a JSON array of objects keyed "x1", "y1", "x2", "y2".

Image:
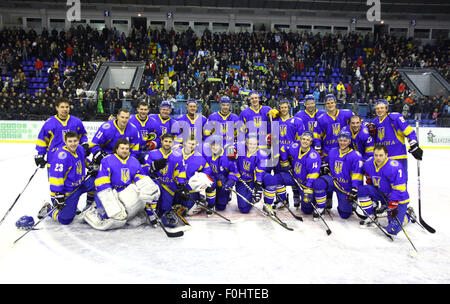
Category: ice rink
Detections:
[{"x1": 0, "y1": 143, "x2": 449, "y2": 284}]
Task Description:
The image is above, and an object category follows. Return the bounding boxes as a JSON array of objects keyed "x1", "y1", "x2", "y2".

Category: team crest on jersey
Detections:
[
  {"x1": 103, "y1": 123, "x2": 111, "y2": 130},
  {"x1": 294, "y1": 163, "x2": 302, "y2": 174},
  {"x1": 76, "y1": 160, "x2": 82, "y2": 175},
  {"x1": 280, "y1": 125, "x2": 287, "y2": 137},
  {"x1": 161, "y1": 127, "x2": 167, "y2": 135},
  {"x1": 58, "y1": 151, "x2": 67, "y2": 160},
  {"x1": 391, "y1": 160, "x2": 399, "y2": 167},
  {"x1": 160, "y1": 164, "x2": 169, "y2": 176},
  {"x1": 334, "y1": 161, "x2": 343, "y2": 174},
  {"x1": 310, "y1": 152, "x2": 317, "y2": 159},
  {"x1": 332, "y1": 123, "x2": 341, "y2": 136},
  {"x1": 308, "y1": 121, "x2": 316, "y2": 132},
  {"x1": 121, "y1": 168, "x2": 130, "y2": 183},
  {"x1": 378, "y1": 127, "x2": 385, "y2": 140},
  {"x1": 372, "y1": 176, "x2": 381, "y2": 187},
  {"x1": 254, "y1": 117, "x2": 261, "y2": 128},
  {"x1": 61, "y1": 129, "x2": 70, "y2": 140},
  {"x1": 243, "y1": 160, "x2": 251, "y2": 172}
]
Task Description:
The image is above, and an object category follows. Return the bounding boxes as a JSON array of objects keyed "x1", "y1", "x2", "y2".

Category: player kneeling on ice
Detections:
[
  {"x1": 203, "y1": 136, "x2": 241, "y2": 212},
  {"x1": 355, "y1": 144, "x2": 416, "y2": 234},
  {"x1": 312, "y1": 131, "x2": 364, "y2": 219},
  {"x1": 36, "y1": 131, "x2": 95, "y2": 225},
  {"x1": 142, "y1": 133, "x2": 190, "y2": 228},
  {"x1": 84, "y1": 138, "x2": 160, "y2": 230},
  {"x1": 266, "y1": 131, "x2": 321, "y2": 216},
  {"x1": 171, "y1": 135, "x2": 214, "y2": 216}
]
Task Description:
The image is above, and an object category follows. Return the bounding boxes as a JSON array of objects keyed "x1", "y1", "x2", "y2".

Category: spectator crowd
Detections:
[{"x1": 0, "y1": 24, "x2": 448, "y2": 123}]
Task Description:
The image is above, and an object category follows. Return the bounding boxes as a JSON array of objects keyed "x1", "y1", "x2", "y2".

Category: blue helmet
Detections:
[
  {"x1": 324, "y1": 94, "x2": 336, "y2": 102},
  {"x1": 220, "y1": 96, "x2": 231, "y2": 104},
  {"x1": 16, "y1": 215, "x2": 35, "y2": 230},
  {"x1": 186, "y1": 99, "x2": 198, "y2": 106},
  {"x1": 375, "y1": 99, "x2": 388, "y2": 106},
  {"x1": 304, "y1": 94, "x2": 315, "y2": 103},
  {"x1": 301, "y1": 131, "x2": 314, "y2": 139},
  {"x1": 160, "y1": 100, "x2": 172, "y2": 108},
  {"x1": 337, "y1": 130, "x2": 352, "y2": 140}
]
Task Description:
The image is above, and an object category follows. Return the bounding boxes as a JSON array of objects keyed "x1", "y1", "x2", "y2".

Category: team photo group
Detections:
[{"x1": 17, "y1": 88, "x2": 425, "y2": 239}]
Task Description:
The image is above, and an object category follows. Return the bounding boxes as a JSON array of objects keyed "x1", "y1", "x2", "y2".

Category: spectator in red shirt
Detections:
[
  {"x1": 66, "y1": 45, "x2": 73, "y2": 63},
  {"x1": 35, "y1": 58, "x2": 44, "y2": 77}
]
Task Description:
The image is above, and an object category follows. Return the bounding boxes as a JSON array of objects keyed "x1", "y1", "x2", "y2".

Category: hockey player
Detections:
[
  {"x1": 173, "y1": 99, "x2": 208, "y2": 148},
  {"x1": 342, "y1": 115, "x2": 374, "y2": 161},
  {"x1": 315, "y1": 94, "x2": 354, "y2": 156},
  {"x1": 84, "y1": 138, "x2": 160, "y2": 230},
  {"x1": 38, "y1": 131, "x2": 95, "y2": 224},
  {"x1": 356, "y1": 144, "x2": 415, "y2": 234},
  {"x1": 203, "y1": 135, "x2": 241, "y2": 211},
  {"x1": 142, "y1": 133, "x2": 189, "y2": 226},
  {"x1": 148, "y1": 100, "x2": 175, "y2": 150},
  {"x1": 276, "y1": 99, "x2": 306, "y2": 148},
  {"x1": 294, "y1": 94, "x2": 326, "y2": 134},
  {"x1": 204, "y1": 96, "x2": 240, "y2": 157},
  {"x1": 173, "y1": 134, "x2": 214, "y2": 215},
  {"x1": 312, "y1": 130, "x2": 364, "y2": 219},
  {"x1": 264, "y1": 131, "x2": 321, "y2": 215},
  {"x1": 235, "y1": 135, "x2": 268, "y2": 213},
  {"x1": 90, "y1": 108, "x2": 141, "y2": 165},
  {"x1": 371, "y1": 99, "x2": 423, "y2": 182},
  {"x1": 239, "y1": 91, "x2": 279, "y2": 149},
  {"x1": 129, "y1": 101, "x2": 157, "y2": 163},
  {"x1": 34, "y1": 98, "x2": 89, "y2": 172}
]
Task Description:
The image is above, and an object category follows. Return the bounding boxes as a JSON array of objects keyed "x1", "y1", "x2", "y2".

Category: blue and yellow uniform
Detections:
[
  {"x1": 358, "y1": 157, "x2": 411, "y2": 234},
  {"x1": 173, "y1": 114, "x2": 208, "y2": 145},
  {"x1": 142, "y1": 148, "x2": 186, "y2": 215},
  {"x1": 204, "y1": 111, "x2": 240, "y2": 146},
  {"x1": 148, "y1": 113, "x2": 174, "y2": 148},
  {"x1": 313, "y1": 147, "x2": 363, "y2": 219},
  {"x1": 90, "y1": 120, "x2": 140, "y2": 159},
  {"x1": 35, "y1": 114, "x2": 88, "y2": 170},
  {"x1": 316, "y1": 109, "x2": 353, "y2": 155},
  {"x1": 129, "y1": 114, "x2": 155, "y2": 160},
  {"x1": 295, "y1": 108, "x2": 326, "y2": 134},
  {"x1": 48, "y1": 144, "x2": 94, "y2": 225},
  {"x1": 371, "y1": 112, "x2": 417, "y2": 181},
  {"x1": 239, "y1": 105, "x2": 273, "y2": 148},
  {"x1": 342, "y1": 125, "x2": 374, "y2": 161}
]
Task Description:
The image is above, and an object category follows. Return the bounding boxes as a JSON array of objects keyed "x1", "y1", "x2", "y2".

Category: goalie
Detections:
[{"x1": 83, "y1": 138, "x2": 160, "y2": 230}]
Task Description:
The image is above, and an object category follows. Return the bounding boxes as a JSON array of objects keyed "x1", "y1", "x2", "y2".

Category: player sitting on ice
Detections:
[
  {"x1": 36, "y1": 131, "x2": 95, "y2": 225},
  {"x1": 355, "y1": 144, "x2": 416, "y2": 234},
  {"x1": 312, "y1": 130, "x2": 364, "y2": 220},
  {"x1": 83, "y1": 138, "x2": 160, "y2": 230}
]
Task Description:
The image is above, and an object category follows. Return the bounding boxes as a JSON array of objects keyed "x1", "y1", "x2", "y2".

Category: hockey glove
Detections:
[
  {"x1": 253, "y1": 181, "x2": 264, "y2": 203},
  {"x1": 366, "y1": 122, "x2": 377, "y2": 139},
  {"x1": 224, "y1": 179, "x2": 236, "y2": 189},
  {"x1": 408, "y1": 141, "x2": 423, "y2": 161},
  {"x1": 53, "y1": 192, "x2": 66, "y2": 210},
  {"x1": 177, "y1": 183, "x2": 190, "y2": 201},
  {"x1": 387, "y1": 200, "x2": 399, "y2": 218},
  {"x1": 34, "y1": 154, "x2": 46, "y2": 168},
  {"x1": 87, "y1": 162, "x2": 99, "y2": 177},
  {"x1": 150, "y1": 158, "x2": 168, "y2": 173},
  {"x1": 347, "y1": 187, "x2": 358, "y2": 203},
  {"x1": 144, "y1": 140, "x2": 157, "y2": 151},
  {"x1": 93, "y1": 150, "x2": 107, "y2": 165},
  {"x1": 81, "y1": 142, "x2": 91, "y2": 156},
  {"x1": 224, "y1": 144, "x2": 237, "y2": 160},
  {"x1": 365, "y1": 173, "x2": 372, "y2": 185},
  {"x1": 320, "y1": 162, "x2": 331, "y2": 176}
]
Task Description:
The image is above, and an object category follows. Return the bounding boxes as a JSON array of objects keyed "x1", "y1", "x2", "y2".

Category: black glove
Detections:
[
  {"x1": 177, "y1": 183, "x2": 190, "y2": 201},
  {"x1": 347, "y1": 187, "x2": 358, "y2": 203},
  {"x1": 87, "y1": 162, "x2": 99, "y2": 177},
  {"x1": 34, "y1": 154, "x2": 46, "y2": 168},
  {"x1": 53, "y1": 192, "x2": 66, "y2": 210},
  {"x1": 320, "y1": 162, "x2": 330, "y2": 176},
  {"x1": 93, "y1": 150, "x2": 107, "y2": 165},
  {"x1": 366, "y1": 122, "x2": 377, "y2": 139},
  {"x1": 252, "y1": 181, "x2": 263, "y2": 203},
  {"x1": 81, "y1": 142, "x2": 91, "y2": 156},
  {"x1": 150, "y1": 158, "x2": 168, "y2": 173},
  {"x1": 408, "y1": 141, "x2": 423, "y2": 161}
]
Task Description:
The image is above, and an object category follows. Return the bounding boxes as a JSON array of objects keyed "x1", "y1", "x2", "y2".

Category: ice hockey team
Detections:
[{"x1": 16, "y1": 91, "x2": 425, "y2": 238}]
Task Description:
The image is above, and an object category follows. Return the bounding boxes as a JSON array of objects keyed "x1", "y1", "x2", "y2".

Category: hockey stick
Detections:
[
  {"x1": 326, "y1": 174, "x2": 393, "y2": 241},
  {"x1": 288, "y1": 170, "x2": 332, "y2": 235},
  {"x1": 194, "y1": 198, "x2": 239, "y2": 224},
  {"x1": 227, "y1": 186, "x2": 296, "y2": 231},
  {"x1": 415, "y1": 121, "x2": 436, "y2": 233},
  {"x1": 13, "y1": 205, "x2": 59, "y2": 245},
  {"x1": 146, "y1": 205, "x2": 184, "y2": 238},
  {"x1": 0, "y1": 167, "x2": 41, "y2": 226},
  {"x1": 275, "y1": 193, "x2": 304, "y2": 222},
  {"x1": 394, "y1": 215, "x2": 418, "y2": 257}
]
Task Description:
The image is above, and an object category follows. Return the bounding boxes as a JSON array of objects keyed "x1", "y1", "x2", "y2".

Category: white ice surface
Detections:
[{"x1": 0, "y1": 143, "x2": 449, "y2": 284}]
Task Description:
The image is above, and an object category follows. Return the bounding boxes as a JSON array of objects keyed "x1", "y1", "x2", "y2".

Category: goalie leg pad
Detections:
[
  {"x1": 135, "y1": 176, "x2": 160, "y2": 202},
  {"x1": 118, "y1": 184, "x2": 143, "y2": 219},
  {"x1": 83, "y1": 204, "x2": 127, "y2": 230},
  {"x1": 97, "y1": 188, "x2": 127, "y2": 220}
]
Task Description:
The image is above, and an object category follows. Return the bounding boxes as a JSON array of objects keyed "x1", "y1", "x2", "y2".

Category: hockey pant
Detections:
[
  {"x1": 50, "y1": 177, "x2": 95, "y2": 225},
  {"x1": 205, "y1": 179, "x2": 231, "y2": 211},
  {"x1": 263, "y1": 172, "x2": 316, "y2": 214},
  {"x1": 235, "y1": 180, "x2": 254, "y2": 213},
  {"x1": 358, "y1": 184, "x2": 411, "y2": 235},
  {"x1": 313, "y1": 175, "x2": 353, "y2": 219}
]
